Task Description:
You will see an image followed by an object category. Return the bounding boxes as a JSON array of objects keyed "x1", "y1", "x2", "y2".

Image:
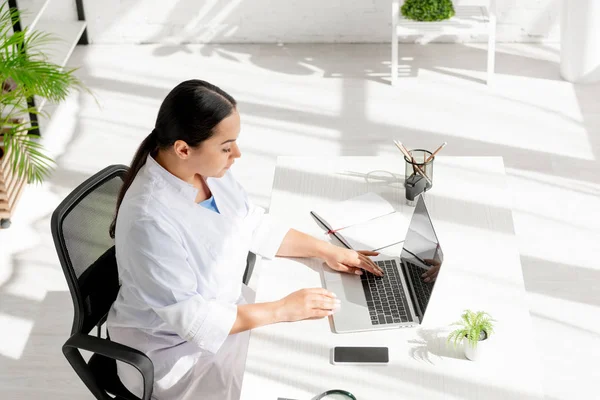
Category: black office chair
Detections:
[
  {"x1": 51, "y1": 164, "x2": 153, "y2": 400},
  {"x1": 51, "y1": 164, "x2": 257, "y2": 400}
]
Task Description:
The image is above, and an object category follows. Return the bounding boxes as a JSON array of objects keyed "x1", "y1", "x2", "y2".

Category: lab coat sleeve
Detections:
[
  {"x1": 225, "y1": 170, "x2": 290, "y2": 259},
  {"x1": 246, "y1": 199, "x2": 290, "y2": 260},
  {"x1": 124, "y1": 218, "x2": 237, "y2": 355}
]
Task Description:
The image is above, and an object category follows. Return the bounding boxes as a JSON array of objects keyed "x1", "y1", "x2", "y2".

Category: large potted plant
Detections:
[
  {"x1": 401, "y1": 0, "x2": 455, "y2": 22},
  {"x1": 0, "y1": 3, "x2": 84, "y2": 227},
  {"x1": 447, "y1": 309, "x2": 495, "y2": 361}
]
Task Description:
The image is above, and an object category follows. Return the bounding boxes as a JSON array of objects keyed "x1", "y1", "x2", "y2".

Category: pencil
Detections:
[
  {"x1": 393, "y1": 140, "x2": 415, "y2": 174},
  {"x1": 394, "y1": 141, "x2": 432, "y2": 185},
  {"x1": 425, "y1": 142, "x2": 447, "y2": 163},
  {"x1": 398, "y1": 142, "x2": 432, "y2": 184}
]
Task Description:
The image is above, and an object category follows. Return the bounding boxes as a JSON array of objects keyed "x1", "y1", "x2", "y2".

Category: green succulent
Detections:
[
  {"x1": 401, "y1": 0, "x2": 456, "y2": 22},
  {"x1": 447, "y1": 309, "x2": 495, "y2": 349}
]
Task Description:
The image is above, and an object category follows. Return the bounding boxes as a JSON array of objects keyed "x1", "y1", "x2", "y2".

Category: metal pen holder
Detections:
[{"x1": 404, "y1": 149, "x2": 434, "y2": 205}]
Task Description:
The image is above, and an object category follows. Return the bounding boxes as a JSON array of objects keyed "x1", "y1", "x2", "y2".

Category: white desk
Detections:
[{"x1": 240, "y1": 157, "x2": 544, "y2": 400}]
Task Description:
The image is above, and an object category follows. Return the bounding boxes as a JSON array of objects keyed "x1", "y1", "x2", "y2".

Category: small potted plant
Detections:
[
  {"x1": 447, "y1": 309, "x2": 495, "y2": 361},
  {"x1": 401, "y1": 0, "x2": 456, "y2": 22}
]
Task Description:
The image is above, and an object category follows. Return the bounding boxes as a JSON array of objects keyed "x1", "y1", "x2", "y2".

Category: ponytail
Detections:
[{"x1": 109, "y1": 131, "x2": 158, "y2": 238}]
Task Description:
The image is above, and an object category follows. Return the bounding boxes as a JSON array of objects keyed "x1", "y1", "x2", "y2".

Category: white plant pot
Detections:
[
  {"x1": 560, "y1": 0, "x2": 600, "y2": 83},
  {"x1": 463, "y1": 333, "x2": 488, "y2": 361},
  {"x1": 464, "y1": 339, "x2": 481, "y2": 361}
]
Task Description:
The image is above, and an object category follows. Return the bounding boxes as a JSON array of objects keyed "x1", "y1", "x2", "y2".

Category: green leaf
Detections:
[
  {"x1": 401, "y1": 0, "x2": 455, "y2": 22},
  {"x1": 447, "y1": 309, "x2": 496, "y2": 349},
  {"x1": 1, "y1": 1, "x2": 90, "y2": 184},
  {"x1": 2, "y1": 130, "x2": 55, "y2": 184}
]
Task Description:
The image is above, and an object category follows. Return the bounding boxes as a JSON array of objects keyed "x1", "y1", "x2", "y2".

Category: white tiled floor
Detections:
[{"x1": 0, "y1": 43, "x2": 598, "y2": 399}]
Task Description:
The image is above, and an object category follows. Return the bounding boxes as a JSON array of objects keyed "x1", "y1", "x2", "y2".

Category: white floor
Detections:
[{"x1": 0, "y1": 43, "x2": 598, "y2": 399}]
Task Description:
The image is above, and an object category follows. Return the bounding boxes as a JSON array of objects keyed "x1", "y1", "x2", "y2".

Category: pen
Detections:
[{"x1": 425, "y1": 142, "x2": 447, "y2": 163}]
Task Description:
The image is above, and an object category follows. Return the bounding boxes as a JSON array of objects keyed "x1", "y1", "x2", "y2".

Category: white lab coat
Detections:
[{"x1": 107, "y1": 155, "x2": 289, "y2": 400}]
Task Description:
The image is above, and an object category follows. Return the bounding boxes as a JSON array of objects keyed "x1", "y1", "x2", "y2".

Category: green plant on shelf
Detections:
[
  {"x1": 0, "y1": 3, "x2": 86, "y2": 184},
  {"x1": 447, "y1": 309, "x2": 495, "y2": 348},
  {"x1": 401, "y1": 0, "x2": 456, "y2": 22}
]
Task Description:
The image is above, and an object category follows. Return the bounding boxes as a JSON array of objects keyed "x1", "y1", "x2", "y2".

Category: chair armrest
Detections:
[
  {"x1": 243, "y1": 251, "x2": 257, "y2": 285},
  {"x1": 63, "y1": 333, "x2": 154, "y2": 400}
]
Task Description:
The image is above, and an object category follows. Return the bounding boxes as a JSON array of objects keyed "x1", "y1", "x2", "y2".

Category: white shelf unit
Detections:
[
  {"x1": 391, "y1": 0, "x2": 497, "y2": 86},
  {"x1": 18, "y1": 0, "x2": 53, "y2": 31},
  {"x1": 10, "y1": 0, "x2": 87, "y2": 116},
  {"x1": 33, "y1": 20, "x2": 87, "y2": 113}
]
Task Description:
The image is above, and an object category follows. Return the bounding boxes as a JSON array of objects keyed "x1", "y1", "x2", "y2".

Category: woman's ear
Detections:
[{"x1": 173, "y1": 140, "x2": 191, "y2": 159}]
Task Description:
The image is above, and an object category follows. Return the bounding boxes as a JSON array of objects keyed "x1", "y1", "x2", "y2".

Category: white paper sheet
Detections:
[
  {"x1": 338, "y1": 212, "x2": 410, "y2": 251},
  {"x1": 311, "y1": 192, "x2": 396, "y2": 231},
  {"x1": 311, "y1": 192, "x2": 409, "y2": 251}
]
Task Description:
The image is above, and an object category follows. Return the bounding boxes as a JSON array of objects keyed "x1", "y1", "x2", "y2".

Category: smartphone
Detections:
[{"x1": 331, "y1": 346, "x2": 389, "y2": 365}]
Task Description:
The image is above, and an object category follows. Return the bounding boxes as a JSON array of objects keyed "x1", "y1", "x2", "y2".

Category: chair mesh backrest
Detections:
[
  {"x1": 63, "y1": 177, "x2": 122, "y2": 279},
  {"x1": 60, "y1": 174, "x2": 125, "y2": 333}
]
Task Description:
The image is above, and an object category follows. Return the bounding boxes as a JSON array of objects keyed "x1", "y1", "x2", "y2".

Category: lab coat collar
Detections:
[{"x1": 145, "y1": 154, "x2": 199, "y2": 203}]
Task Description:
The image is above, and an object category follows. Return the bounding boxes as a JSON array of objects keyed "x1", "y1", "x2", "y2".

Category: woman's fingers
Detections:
[
  {"x1": 311, "y1": 295, "x2": 341, "y2": 311},
  {"x1": 357, "y1": 250, "x2": 383, "y2": 275},
  {"x1": 307, "y1": 287, "x2": 338, "y2": 299},
  {"x1": 422, "y1": 266, "x2": 440, "y2": 282},
  {"x1": 358, "y1": 250, "x2": 380, "y2": 256},
  {"x1": 310, "y1": 309, "x2": 335, "y2": 319},
  {"x1": 307, "y1": 294, "x2": 341, "y2": 319},
  {"x1": 423, "y1": 258, "x2": 441, "y2": 267},
  {"x1": 281, "y1": 289, "x2": 342, "y2": 322},
  {"x1": 332, "y1": 263, "x2": 363, "y2": 275},
  {"x1": 358, "y1": 253, "x2": 384, "y2": 276}
]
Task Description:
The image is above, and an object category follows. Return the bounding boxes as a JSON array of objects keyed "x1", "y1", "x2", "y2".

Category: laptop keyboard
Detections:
[
  {"x1": 406, "y1": 261, "x2": 434, "y2": 315},
  {"x1": 360, "y1": 260, "x2": 411, "y2": 325}
]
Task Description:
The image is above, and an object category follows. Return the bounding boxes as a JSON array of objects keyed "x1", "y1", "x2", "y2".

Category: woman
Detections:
[{"x1": 106, "y1": 80, "x2": 383, "y2": 400}]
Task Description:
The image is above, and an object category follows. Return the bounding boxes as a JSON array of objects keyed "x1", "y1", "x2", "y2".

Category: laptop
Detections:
[{"x1": 324, "y1": 195, "x2": 444, "y2": 333}]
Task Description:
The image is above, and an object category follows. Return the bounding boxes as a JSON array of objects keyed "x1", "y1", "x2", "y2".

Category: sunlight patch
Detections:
[{"x1": 0, "y1": 313, "x2": 34, "y2": 360}]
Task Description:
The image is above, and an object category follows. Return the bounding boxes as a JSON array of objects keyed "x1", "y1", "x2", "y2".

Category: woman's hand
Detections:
[
  {"x1": 421, "y1": 258, "x2": 441, "y2": 282},
  {"x1": 322, "y1": 245, "x2": 383, "y2": 277},
  {"x1": 276, "y1": 288, "x2": 341, "y2": 322}
]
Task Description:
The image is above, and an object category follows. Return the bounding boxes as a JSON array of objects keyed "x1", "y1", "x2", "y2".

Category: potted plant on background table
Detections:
[
  {"x1": 0, "y1": 2, "x2": 85, "y2": 228},
  {"x1": 401, "y1": 0, "x2": 456, "y2": 22},
  {"x1": 447, "y1": 309, "x2": 495, "y2": 361}
]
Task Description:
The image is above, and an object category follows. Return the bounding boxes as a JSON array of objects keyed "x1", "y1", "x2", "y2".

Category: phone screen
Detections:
[{"x1": 333, "y1": 346, "x2": 389, "y2": 363}]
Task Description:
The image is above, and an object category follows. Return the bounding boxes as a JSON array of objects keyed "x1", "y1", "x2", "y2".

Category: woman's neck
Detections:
[
  {"x1": 154, "y1": 151, "x2": 195, "y2": 185},
  {"x1": 154, "y1": 151, "x2": 211, "y2": 202}
]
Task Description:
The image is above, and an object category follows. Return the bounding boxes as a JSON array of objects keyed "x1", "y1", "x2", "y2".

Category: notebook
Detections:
[{"x1": 310, "y1": 192, "x2": 410, "y2": 251}]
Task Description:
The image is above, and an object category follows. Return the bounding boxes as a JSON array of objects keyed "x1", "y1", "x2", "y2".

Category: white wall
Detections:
[{"x1": 82, "y1": 0, "x2": 560, "y2": 44}]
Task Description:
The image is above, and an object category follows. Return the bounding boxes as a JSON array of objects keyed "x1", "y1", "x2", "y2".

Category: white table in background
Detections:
[
  {"x1": 240, "y1": 157, "x2": 544, "y2": 400},
  {"x1": 391, "y1": 0, "x2": 497, "y2": 86}
]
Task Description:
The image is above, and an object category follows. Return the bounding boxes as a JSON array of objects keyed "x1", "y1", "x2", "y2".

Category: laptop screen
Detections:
[
  {"x1": 402, "y1": 195, "x2": 443, "y2": 266},
  {"x1": 400, "y1": 195, "x2": 443, "y2": 317}
]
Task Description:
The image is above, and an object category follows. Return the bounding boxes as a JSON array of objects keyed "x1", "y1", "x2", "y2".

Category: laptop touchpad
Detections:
[{"x1": 323, "y1": 265, "x2": 343, "y2": 282}]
